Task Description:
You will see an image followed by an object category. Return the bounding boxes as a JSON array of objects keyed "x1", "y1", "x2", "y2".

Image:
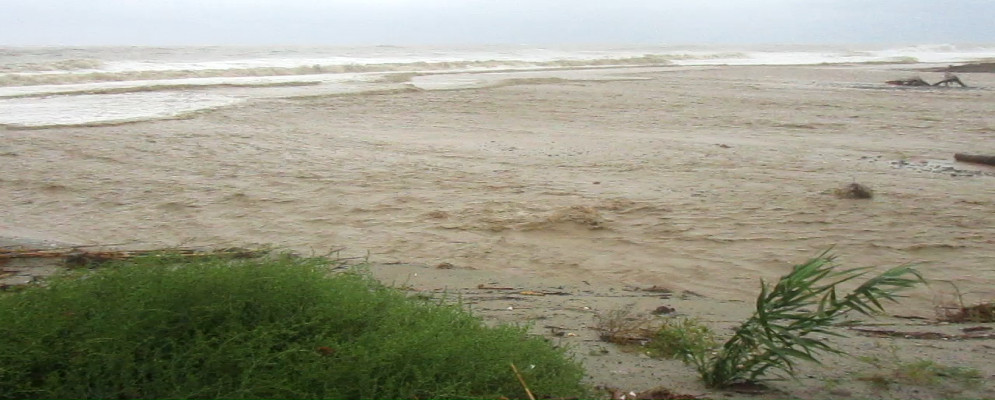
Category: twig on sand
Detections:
[{"x1": 478, "y1": 284, "x2": 517, "y2": 290}]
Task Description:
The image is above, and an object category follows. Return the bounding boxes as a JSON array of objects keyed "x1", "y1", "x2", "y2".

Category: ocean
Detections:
[{"x1": 1, "y1": 43, "x2": 993, "y2": 128}]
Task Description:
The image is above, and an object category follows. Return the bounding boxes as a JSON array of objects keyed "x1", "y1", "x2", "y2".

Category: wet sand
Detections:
[{"x1": 2, "y1": 64, "x2": 995, "y2": 398}]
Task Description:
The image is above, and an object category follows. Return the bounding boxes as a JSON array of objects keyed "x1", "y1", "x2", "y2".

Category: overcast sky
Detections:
[{"x1": 2, "y1": 0, "x2": 994, "y2": 46}]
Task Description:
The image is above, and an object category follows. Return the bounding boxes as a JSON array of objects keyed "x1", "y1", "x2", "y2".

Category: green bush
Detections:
[{"x1": 0, "y1": 253, "x2": 586, "y2": 399}]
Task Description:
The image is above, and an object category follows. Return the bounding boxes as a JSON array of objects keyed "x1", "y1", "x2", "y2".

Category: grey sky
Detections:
[{"x1": 2, "y1": 0, "x2": 993, "y2": 46}]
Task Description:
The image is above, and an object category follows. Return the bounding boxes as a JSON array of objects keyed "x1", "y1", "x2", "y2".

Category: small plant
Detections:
[
  {"x1": 646, "y1": 317, "x2": 717, "y2": 360},
  {"x1": 678, "y1": 250, "x2": 925, "y2": 388},
  {"x1": 894, "y1": 360, "x2": 982, "y2": 386}
]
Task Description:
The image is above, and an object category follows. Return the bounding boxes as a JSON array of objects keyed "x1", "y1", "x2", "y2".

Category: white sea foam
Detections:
[
  {"x1": 1, "y1": 44, "x2": 992, "y2": 127},
  {"x1": 0, "y1": 92, "x2": 241, "y2": 128}
]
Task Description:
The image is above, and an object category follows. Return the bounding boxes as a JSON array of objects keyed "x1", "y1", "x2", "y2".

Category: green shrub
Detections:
[{"x1": 0, "y1": 253, "x2": 586, "y2": 399}]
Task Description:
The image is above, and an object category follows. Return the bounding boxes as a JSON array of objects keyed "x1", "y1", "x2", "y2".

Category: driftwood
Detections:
[
  {"x1": 886, "y1": 76, "x2": 967, "y2": 87},
  {"x1": 934, "y1": 76, "x2": 967, "y2": 87},
  {"x1": 886, "y1": 77, "x2": 930, "y2": 86},
  {"x1": 954, "y1": 153, "x2": 995, "y2": 166}
]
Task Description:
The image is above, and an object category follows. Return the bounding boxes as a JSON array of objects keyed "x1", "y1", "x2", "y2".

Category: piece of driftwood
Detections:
[
  {"x1": 885, "y1": 75, "x2": 967, "y2": 87},
  {"x1": 886, "y1": 78, "x2": 930, "y2": 86},
  {"x1": 954, "y1": 153, "x2": 995, "y2": 166},
  {"x1": 934, "y1": 76, "x2": 967, "y2": 87}
]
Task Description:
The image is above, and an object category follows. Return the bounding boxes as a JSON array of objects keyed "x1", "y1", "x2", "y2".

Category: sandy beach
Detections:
[{"x1": 3, "y1": 64, "x2": 995, "y2": 398}]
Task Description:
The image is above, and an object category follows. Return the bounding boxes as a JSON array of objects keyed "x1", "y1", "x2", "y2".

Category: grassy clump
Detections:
[
  {"x1": 676, "y1": 250, "x2": 925, "y2": 388},
  {"x1": 0, "y1": 253, "x2": 586, "y2": 399},
  {"x1": 859, "y1": 352, "x2": 982, "y2": 389},
  {"x1": 646, "y1": 317, "x2": 717, "y2": 360}
]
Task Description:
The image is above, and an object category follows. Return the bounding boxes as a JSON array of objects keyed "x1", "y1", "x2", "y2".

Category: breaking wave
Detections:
[
  {"x1": 4, "y1": 42, "x2": 993, "y2": 88},
  {"x1": 0, "y1": 58, "x2": 105, "y2": 73},
  {"x1": 0, "y1": 55, "x2": 683, "y2": 87}
]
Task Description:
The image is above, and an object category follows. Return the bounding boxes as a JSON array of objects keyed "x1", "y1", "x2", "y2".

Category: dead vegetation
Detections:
[
  {"x1": 594, "y1": 306, "x2": 658, "y2": 344},
  {"x1": 935, "y1": 283, "x2": 995, "y2": 323},
  {"x1": 939, "y1": 302, "x2": 995, "y2": 323}
]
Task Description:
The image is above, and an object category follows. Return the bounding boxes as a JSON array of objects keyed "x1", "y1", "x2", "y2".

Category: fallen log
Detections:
[{"x1": 954, "y1": 153, "x2": 995, "y2": 166}]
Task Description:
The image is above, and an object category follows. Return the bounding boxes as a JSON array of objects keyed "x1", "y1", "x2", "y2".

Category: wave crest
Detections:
[
  {"x1": 0, "y1": 58, "x2": 104, "y2": 73},
  {"x1": 0, "y1": 55, "x2": 679, "y2": 87}
]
